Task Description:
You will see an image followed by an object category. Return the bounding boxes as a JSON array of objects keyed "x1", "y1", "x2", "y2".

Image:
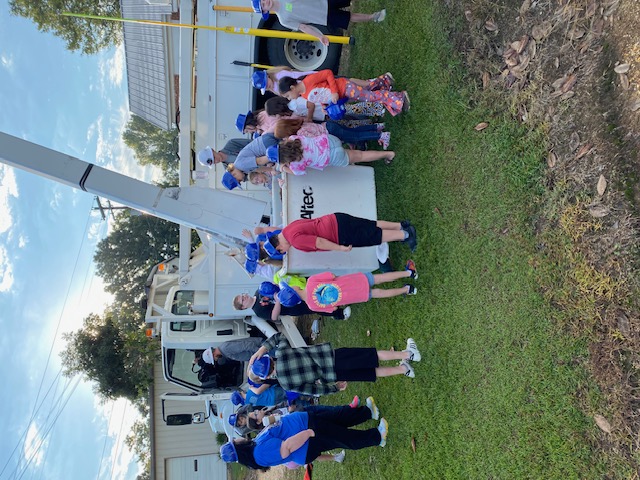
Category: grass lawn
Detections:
[{"x1": 305, "y1": 0, "x2": 617, "y2": 478}]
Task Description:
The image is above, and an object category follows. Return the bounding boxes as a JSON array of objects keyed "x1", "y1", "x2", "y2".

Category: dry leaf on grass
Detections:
[
  {"x1": 474, "y1": 122, "x2": 489, "y2": 131},
  {"x1": 589, "y1": 205, "x2": 610, "y2": 218},
  {"x1": 614, "y1": 63, "x2": 630, "y2": 74},
  {"x1": 620, "y1": 73, "x2": 630, "y2": 90},
  {"x1": 575, "y1": 143, "x2": 592, "y2": 160},
  {"x1": 366, "y1": 330, "x2": 371, "y2": 337},
  {"x1": 630, "y1": 99, "x2": 640, "y2": 112},
  {"x1": 520, "y1": 0, "x2": 531, "y2": 16},
  {"x1": 547, "y1": 151, "x2": 557, "y2": 168},
  {"x1": 561, "y1": 74, "x2": 577, "y2": 93},
  {"x1": 531, "y1": 21, "x2": 552, "y2": 41},
  {"x1": 411, "y1": 437, "x2": 416, "y2": 453},
  {"x1": 465, "y1": 10, "x2": 473, "y2": 22},
  {"x1": 597, "y1": 175, "x2": 607, "y2": 196},
  {"x1": 594, "y1": 414, "x2": 612, "y2": 433},
  {"x1": 586, "y1": 1, "x2": 597, "y2": 17},
  {"x1": 485, "y1": 19, "x2": 498, "y2": 31},
  {"x1": 482, "y1": 71, "x2": 491, "y2": 90}
]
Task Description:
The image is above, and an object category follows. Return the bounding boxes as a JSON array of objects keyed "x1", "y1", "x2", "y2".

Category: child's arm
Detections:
[
  {"x1": 305, "y1": 101, "x2": 316, "y2": 122},
  {"x1": 298, "y1": 24, "x2": 329, "y2": 46},
  {"x1": 316, "y1": 237, "x2": 352, "y2": 252},
  {"x1": 281, "y1": 165, "x2": 295, "y2": 175},
  {"x1": 311, "y1": 69, "x2": 340, "y2": 102}
]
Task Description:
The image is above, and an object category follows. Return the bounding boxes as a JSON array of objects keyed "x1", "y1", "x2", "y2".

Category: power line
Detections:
[
  {"x1": 109, "y1": 403, "x2": 128, "y2": 480},
  {"x1": 95, "y1": 402, "x2": 116, "y2": 480}
]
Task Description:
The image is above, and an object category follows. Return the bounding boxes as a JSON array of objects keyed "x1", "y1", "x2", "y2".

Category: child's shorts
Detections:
[{"x1": 327, "y1": 134, "x2": 350, "y2": 167}]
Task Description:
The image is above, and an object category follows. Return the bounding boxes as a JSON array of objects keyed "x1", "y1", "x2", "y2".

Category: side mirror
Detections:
[{"x1": 192, "y1": 412, "x2": 206, "y2": 424}]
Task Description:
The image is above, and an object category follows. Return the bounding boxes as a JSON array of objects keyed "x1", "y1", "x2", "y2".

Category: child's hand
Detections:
[
  {"x1": 319, "y1": 35, "x2": 330, "y2": 46},
  {"x1": 335, "y1": 381, "x2": 348, "y2": 391},
  {"x1": 341, "y1": 245, "x2": 353, "y2": 252},
  {"x1": 242, "y1": 229, "x2": 252, "y2": 239},
  {"x1": 330, "y1": 93, "x2": 339, "y2": 103},
  {"x1": 278, "y1": 178, "x2": 285, "y2": 188}
]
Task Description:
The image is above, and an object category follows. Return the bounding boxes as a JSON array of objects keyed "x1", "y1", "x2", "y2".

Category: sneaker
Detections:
[
  {"x1": 405, "y1": 285, "x2": 418, "y2": 296},
  {"x1": 366, "y1": 396, "x2": 380, "y2": 420},
  {"x1": 376, "y1": 122, "x2": 386, "y2": 132},
  {"x1": 343, "y1": 306, "x2": 352, "y2": 320},
  {"x1": 384, "y1": 72, "x2": 395, "y2": 87},
  {"x1": 402, "y1": 90, "x2": 411, "y2": 112},
  {"x1": 378, "y1": 131, "x2": 391, "y2": 150},
  {"x1": 349, "y1": 395, "x2": 360, "y2": 408},
  {"x1": 373, "y1": 9, "x2": 386, "y2": 23},
  {"x1": 403, "y1": 225, "x2": 418, "y2": 252},
  {"x1": 378, "y1": 418, "x2": 389, "y2": 447},
  {"x1": 401, "y1": 360, "x2": 416, "y2": 378},
  {"x1": 401, "y1": 219, "x2": 413, "y2": 230},
  {"x1": 405, "y1": 259, "x2": 418, "y2": 280},
  {"x1": 404, "y1": 338, "x2": 421, "y2": 362},
  {"x1": 334, "y1": 450, "x2": 346, "y2": 463}
]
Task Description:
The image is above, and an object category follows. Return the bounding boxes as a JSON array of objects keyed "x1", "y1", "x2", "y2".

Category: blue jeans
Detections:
[{"x1": 326, "y1": 121, "x2": 380, "y2": 144}]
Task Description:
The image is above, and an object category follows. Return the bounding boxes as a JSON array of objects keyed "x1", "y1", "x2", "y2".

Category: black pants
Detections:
[{"x1": 304, "y1": 406, "x2": 380, "y2": 463}]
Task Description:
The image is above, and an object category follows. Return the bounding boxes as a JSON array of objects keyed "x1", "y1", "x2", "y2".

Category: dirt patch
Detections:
[{"x1": 445, "y1": 0, "x2": 640, "y2": 469}]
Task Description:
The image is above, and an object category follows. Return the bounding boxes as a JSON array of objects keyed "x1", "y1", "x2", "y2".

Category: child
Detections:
[
  {"x1": 222, "y1": 164, "x2": 247, "y2": 190},
  {"x1": 236, "y1": 108, "x2": 305, "y2": 135},
  {"x1": 267, "y1": 134, "x2": 395, "y2": 176},
  {"x1": 252, "y1": 68, "x2": 315, "y2": 96},
  {"x1": 274, "y1": 118, "x2": 391, "y2": 150},
  {"x1": 291, "y1": 261, "x2": 419, "y2": 314},
  {"x1": 279, "y1": 69, "x2": 409, "y2": 116},
  {"x1": 250, "y1": 0, "x2": 386, "y2": 46}
]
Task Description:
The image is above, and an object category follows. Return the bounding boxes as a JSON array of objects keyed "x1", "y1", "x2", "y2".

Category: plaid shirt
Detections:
[{"x1": 261, "y1": 333, "x2": 338, "y2": 396}]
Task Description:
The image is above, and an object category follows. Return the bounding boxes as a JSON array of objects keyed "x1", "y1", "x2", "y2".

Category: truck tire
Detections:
[{"x1": 266, "y1": 22, "x2": 342, "y2": 73}]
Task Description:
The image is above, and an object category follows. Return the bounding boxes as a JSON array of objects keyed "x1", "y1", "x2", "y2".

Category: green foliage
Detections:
[
  {"x1": 60, "y1": 313, "x2": 154, "y2": 401},
  {"x1": 9, "y1": 0, "x2": 122, "y2": 55},
  {"x1": 125, "y1": 418, "x2": 151, "y2": 475},
  {"x1": 93, "y1": 210, "x2": 180, "y2": 318},
  {"x1": 122, "y1": 115, "x2": 179, "y2": 180}
]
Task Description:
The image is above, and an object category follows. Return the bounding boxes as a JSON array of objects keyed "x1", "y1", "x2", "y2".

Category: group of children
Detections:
[{"x1": 202, "y1": 0, "x2": 420, "y2": 472}]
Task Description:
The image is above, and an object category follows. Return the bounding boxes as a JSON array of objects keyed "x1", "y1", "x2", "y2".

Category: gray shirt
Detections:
[
  {"x1": 217, "y1": 337, "x2": 265, "y2": 362},
  {"x1": 274, "y1": 0, "x2": 329, "y2": 31},
  {"x1": 220, "y1": 138, "x2": 252, "y2": 165},
  {"x1": 233, "y1": 133, "x2": 279, "y2": 173}
]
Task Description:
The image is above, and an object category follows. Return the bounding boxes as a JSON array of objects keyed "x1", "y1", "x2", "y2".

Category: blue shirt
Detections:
[
  {"x1": 246, "y1": 385, "x2": 287, "y2": 406},
  {"x1": 253, "y1": 412, "x2": 309, "y2": 467}
]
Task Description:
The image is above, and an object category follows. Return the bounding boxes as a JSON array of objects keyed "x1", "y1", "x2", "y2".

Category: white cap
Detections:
[
  {"x1": 202, "y1": 347, "x2": 215, "y2": 364},
  {"x1": 197, "y1": 146, "x2": 215, "y2": 167}
]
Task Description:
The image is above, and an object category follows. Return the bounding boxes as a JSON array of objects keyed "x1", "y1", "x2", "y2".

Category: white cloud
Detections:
[
  {"x1": 0, "y1": 163, "x2": 19, "y2": 234},
  {"x1": 1, "y1": 52, "x2": 14, "y2": 73},
  {"x1": 0, "y1": 245, "x2": 14, "y2": 292},
  {"x1": 23, "y1": 423, "x2": 46, "y2": 468},
  {"x1": 97, "y1": 45, "x2": 125, "y2": 97}
]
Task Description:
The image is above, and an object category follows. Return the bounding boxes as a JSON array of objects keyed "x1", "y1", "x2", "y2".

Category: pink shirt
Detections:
[
  {"x1": 305, "y1": 272, "x2": 371, "y2": 313},
  {"x1": 287, "y1": 134, "x2": 330, "y2": 175}
]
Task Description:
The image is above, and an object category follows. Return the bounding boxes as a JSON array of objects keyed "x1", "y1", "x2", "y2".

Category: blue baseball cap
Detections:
[
  {"x1": 263, "y1": 232, "x2": 284, "y2": 260},
  {"x1": 277, "y1": 282, "x2": 302, "y2": 307},
  {"x1": 250, "y1": 0, "x2": 270, "y2": 20},
  {"x1": 220, "y1": 442, "x2": 238, "y2": 463},
  {"x1": 266, "y1": 144, "x2": 279, "y2": 163},
  {"x1": 252, "y1": 70, "x2": 268, "y2": 94},
  {"x1": 326, "y1": 98, "x2": 348, "y2": 121},
  {"x1": 251, "y1": 355, "x2": 272, "y2": 379},
  {"x1": 228, "y1": 413, "x2": 238, "y2": 427},
  {"x1": 245, "y1": 242, "x2": 259, "y2": 261},
  {"x1": 231, "y1": 391, "x2": 245, "y2": 406},
  {"x1": 244, "y1": 259, "x2": 258, "y2": 274},
  {"x1": 235, "y1": 111, "x2": 251, "y2": 133},
  {"x1": 259, "y1": 281, "x2": 280, "y2": 298},
  {"x1": 222, "y1": 171, "x2": 242, "y2": 190}
]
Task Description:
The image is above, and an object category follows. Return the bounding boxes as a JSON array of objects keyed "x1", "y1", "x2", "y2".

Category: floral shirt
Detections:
[{"x1": 288, "y1": 134, "x2": 330, "y2": 175}]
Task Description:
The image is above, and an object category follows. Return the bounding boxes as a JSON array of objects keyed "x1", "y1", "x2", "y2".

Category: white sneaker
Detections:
[
  {"x1": 373, "y1": 9, "x2": 386, "y2": 23},
  {"x1": 404, "y1": 338, "x2": 421, "y2": 362},
  {"x1": 343, "y1": 306, "x2": 352, "y2": 320},
  {"x1": 334, "y1": 450, "x2": 346, "y2": 463},
  {"x1": 366, "y1": 396, "x2": 379, "y2": 420},
  {"x1": 378, "y1": 418, "x2": 389, "y2": 447},
  {"x1": 401, "y1": 360, "x2": 415, "y2": 378}
]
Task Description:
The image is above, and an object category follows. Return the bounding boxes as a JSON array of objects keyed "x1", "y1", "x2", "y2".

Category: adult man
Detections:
[
  {"x1": 232, "y1": 290, "x2": 349, "y2": 321},
  {"x1": 197, "y1": 138, "x2": 252, "y2": 167},
  {"x1": 247, "y1": 333, "x2": 421, "y2": 396},
  {"x1": 200, "y1": 337, "x2": 265, "y2": 364},
  {"x1": 257, "y1": 213, "x2": 418, "y2": 254}
]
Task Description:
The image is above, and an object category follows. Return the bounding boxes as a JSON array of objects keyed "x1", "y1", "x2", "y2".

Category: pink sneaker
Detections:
[
  {"x1": 378, "y1": 132, "x2": 391, "y2": 150},
  {"x1": 349, "y1": 395, "x2": 360, "y2": 408}
]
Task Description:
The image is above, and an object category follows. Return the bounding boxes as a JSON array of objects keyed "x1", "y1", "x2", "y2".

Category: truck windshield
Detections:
[
  {"x1": 165, "y1": 348, "x2": 245, "y2": 392},
  {"x1": 170, "y1": 291, "x2": 196, "y2": 332}
]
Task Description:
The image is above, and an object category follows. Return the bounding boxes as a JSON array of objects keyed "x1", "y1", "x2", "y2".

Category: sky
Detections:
[{"x1": 0, "y1": 4, "x2": 158, "y2": 480}]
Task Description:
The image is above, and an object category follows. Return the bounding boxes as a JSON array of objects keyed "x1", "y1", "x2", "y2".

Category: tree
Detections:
[
  {"x1": 122, "y1": 115, "x2": 179, "y2": 179},
  {"x1": 125, "y1": 418, "x2": 151, "y2": 473},
  {"x1": 93, "y1": 210, "x2": 181, "y2": 316},
  {"x1": 60, "y1": 313, "x2": 155, "y2": 401},
  {"x1": 9, "y1": 0, "x2": 122, "y2": 55}
]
